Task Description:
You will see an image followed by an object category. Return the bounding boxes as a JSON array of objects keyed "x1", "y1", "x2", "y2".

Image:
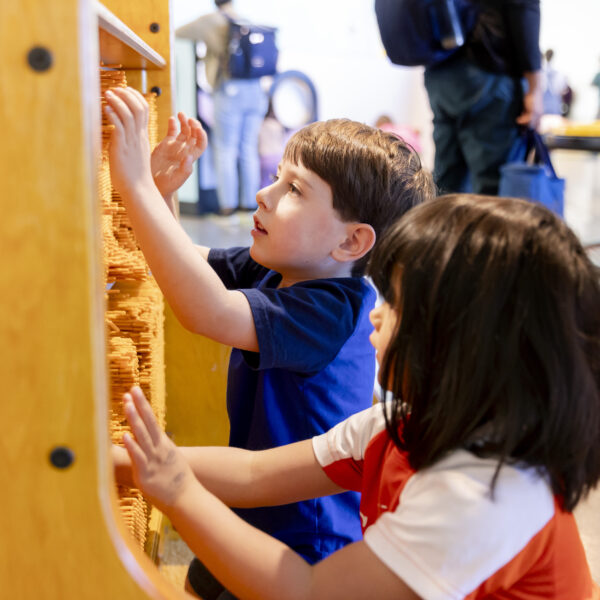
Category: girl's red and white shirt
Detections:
[{"x1": 312, "y1": 404, "x2": 598, "y2": 600}]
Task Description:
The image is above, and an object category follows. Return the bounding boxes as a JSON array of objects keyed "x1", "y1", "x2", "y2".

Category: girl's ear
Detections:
[{"x1": 331, "y1": 223, "x2": 376, "y2": 264}]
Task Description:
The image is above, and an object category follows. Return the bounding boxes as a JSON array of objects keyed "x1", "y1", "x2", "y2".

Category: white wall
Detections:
[
  {"x1": 539, "y1": 0, "x2": 600, "y2": 121},
  {"x1": 172, "y1": 0, "x2": 435, "y2": 169},
  {"x1": 172, "y1": 0, "x2": 600, "y2": 186}
]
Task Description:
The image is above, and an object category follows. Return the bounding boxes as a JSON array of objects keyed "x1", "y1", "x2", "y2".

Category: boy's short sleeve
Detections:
[
  {"x1": 241, "y1": 278, "x2": 372, "y2": 373},
  {"x1": 208, "y1": 247, "x2": 269, "y2": 290},
  {"x1": 207, "y1": 246, "x2": 375, "y2": 374}
]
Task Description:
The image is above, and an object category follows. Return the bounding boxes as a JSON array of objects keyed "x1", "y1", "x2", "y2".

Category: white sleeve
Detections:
[
  {"x1": 312, "y1": 403, "x2": 387, "y2": 468},
  {"x1": 364, "y1": 452, "x2": 555, "y2": 600}
]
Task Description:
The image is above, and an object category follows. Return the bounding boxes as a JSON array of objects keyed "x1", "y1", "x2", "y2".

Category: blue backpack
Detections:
[
  {"x1": 226, "y1": 18, "x2": 279, "y2": 79},
  {"x1": 375, "y1": 0, "x2": 479, "y2": 67}
]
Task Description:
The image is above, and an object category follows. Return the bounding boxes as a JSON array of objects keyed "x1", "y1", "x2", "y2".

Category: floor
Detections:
[{"x1": 159, "y1": 150, "x2": 600, "y2": 589}]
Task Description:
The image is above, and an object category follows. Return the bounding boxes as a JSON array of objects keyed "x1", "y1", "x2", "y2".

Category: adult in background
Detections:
[
  {"x1": 424, "y1": 0, "x2": 543, "y2": 195},
  {"x1": 177, "y1": 0, "x2": 268, "y2": 216},
  {"x1": 542, "y1": 49, "x2": 570, "y2": 117},
  {"x1": 592, "y1": 57, "x2": 600, "y2": 120}
]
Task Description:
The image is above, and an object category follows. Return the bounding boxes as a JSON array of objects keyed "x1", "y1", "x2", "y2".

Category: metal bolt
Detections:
[
  {"x1": 150, "y1": 86, "x2": 162, "y2": 97},
  {"x1": 49, "y1": 446, "x2": 75, "y2": 469},
  {"x1": 149, "y1": 22, "x2": 160, "y2": 33},
  {"x1": 27, "y1": 46, "x2": 53, "y2": 72}
]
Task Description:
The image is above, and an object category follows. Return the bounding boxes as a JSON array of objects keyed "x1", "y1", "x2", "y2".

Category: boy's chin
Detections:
[{"x1": 249, "y1": 245, "x2": 269, "y2": 269}]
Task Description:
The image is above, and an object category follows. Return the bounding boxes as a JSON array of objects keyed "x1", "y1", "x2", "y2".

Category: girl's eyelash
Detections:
[
  {"x1": 289, "y1": 183, "x2": 299, "y2": 194},
  {"x1": 269, "y1": 174, "x2": 279, "y2": 183}
]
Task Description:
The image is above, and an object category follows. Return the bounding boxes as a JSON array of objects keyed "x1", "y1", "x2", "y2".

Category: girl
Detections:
[{"x1": 118, "y1": 194, "x2": 600, "y2": 599}]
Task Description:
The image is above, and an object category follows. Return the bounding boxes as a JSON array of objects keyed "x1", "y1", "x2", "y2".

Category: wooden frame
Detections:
[{"x1": 0, "y1": 1, "x2": 189, "y2": 596}]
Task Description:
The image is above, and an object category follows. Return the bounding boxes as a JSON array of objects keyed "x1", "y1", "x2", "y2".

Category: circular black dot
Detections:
[
  {"x1": 149, "y1": 22, "x2": 160, "y2": 33},
  {"x1": 49, "y1": 446, "x2": 75, "y2": 469},
  {"x1": 27, "y1": 46, "x2": 53, "y2": 72},
  {"x1": 150, "y1": 86, "x2": 162, "y2": 97}
]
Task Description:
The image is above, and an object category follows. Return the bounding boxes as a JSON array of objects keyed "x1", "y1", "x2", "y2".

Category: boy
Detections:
[{"x1": 105, "y1": 86, "x2": 434, "y2": 598}]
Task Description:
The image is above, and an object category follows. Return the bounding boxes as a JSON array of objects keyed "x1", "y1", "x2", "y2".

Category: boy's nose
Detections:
[{"x1": 256, "y1": 185, "x2": 273, "y2": 211}]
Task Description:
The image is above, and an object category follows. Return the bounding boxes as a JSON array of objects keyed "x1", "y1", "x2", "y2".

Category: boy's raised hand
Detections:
[
  {"x1": 122, "y1": 386, "x2": 198, "y2": 514},
  {"x1": 104, "y1": 87, "x2": 155, "y2": 200},
  {"x1": 151, "y1": 113, "x2": 208, "y2": 200}
]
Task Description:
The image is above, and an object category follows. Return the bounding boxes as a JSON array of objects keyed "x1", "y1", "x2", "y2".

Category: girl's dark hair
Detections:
[
  {"x1": 368, "y1": 194, "x2": 600, "y2": 511},
  {"x1": 283, "y1": 119, "x2": 435, "y2": 276}
]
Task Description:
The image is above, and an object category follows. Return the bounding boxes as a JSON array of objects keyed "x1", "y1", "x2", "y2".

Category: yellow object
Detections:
[
  {"x1": 0, "y1": 0, "x2": 228, "y2": 596},
  {"x1": 551, "y1": 120, "x2": 600, "y2": 137}
]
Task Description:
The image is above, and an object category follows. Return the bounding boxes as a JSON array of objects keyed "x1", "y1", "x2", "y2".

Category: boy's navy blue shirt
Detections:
[{"x1": 208, "y1": 246, "x2": 377, "y2": 562}]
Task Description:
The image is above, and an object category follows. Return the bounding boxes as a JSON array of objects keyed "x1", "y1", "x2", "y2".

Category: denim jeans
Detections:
[
  {"x1": 424, "y1": 56, "x2": 523, "y2": 195},
  {"x1": 212, "y1": 78, "x2": 268, "y2": 211}
]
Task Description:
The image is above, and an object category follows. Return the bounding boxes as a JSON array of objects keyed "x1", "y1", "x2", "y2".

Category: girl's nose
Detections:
[{"x1": 369, "y1": 305, "x2": 381, "y2": 330}]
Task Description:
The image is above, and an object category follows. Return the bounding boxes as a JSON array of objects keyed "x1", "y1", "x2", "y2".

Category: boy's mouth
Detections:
[{"x1": 253, "y1": 215, "x2": 267, "y2": 234}]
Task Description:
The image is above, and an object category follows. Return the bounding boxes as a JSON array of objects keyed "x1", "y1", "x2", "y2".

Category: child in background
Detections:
[
  {"x1": 104, "y1": 86, "x2": 434, "y2": 598},
  {"x1": 375, "y1": 114, "x2": 423, "y2": 155},
  {"x1": 258, "y1": 100, "x2": 289, "y2": 190},
  {"x1": 117, "y1": 194, "x2": 600, "y2": 599}
]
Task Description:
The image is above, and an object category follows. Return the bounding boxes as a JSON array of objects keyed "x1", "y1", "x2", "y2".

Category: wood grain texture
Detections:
[
  {"x1": 0, "y1": 0, "x2": 187, "y2": 597},
  {"x1": 164, "y1": 304, "x2": 231, "y2": 447}
]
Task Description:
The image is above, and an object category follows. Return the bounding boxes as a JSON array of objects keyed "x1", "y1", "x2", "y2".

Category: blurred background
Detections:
[{"x1": 171, "y1": 0, "x2": 600, "y2": 249}]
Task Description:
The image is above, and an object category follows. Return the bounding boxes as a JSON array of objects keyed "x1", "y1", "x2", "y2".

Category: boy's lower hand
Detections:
[
  {"x1": 122, "y1": 386, "x2": 197, "y2": 514},
  {"x1": 151, "y1": 113, "x2": 208, "y2": 199},
  {"x1": 104, "y1": 87, "x2": 155, "y2": 199}
]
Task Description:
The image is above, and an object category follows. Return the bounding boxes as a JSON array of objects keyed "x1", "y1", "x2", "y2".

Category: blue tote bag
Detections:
[{"x1": 499, "y1": 128, "x2": 565, "y2": 217}]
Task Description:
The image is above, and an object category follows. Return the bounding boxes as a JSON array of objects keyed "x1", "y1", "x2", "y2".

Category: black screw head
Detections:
[
  {"x1": 150, "y1": 86, "x2": 162, "y2": 97},
  {"x1": 49, "y1": 446, "x2": 75, "y2": 469},
  {"x1": 149, "y1": 22, "x2": 160, "y2": 33},
  {"x1": 27, "y1": 46, "x2": 53, "y2": 72}
]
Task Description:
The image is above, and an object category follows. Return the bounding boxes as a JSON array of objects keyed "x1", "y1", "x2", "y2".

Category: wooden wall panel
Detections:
[{"x1": 0, "y1": 0, "x2": 187, "y2": 596}]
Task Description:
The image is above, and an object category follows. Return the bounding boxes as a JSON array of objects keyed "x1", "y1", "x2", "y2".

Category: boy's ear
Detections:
[{"x1": 331, "y1": 223, "x2": 376, "y2": 264}]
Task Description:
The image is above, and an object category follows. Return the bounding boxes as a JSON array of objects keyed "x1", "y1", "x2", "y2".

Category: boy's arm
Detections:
[
  {"x1": 122, "y1": 386, "x2": 416, "y2": 600},
  {"x1": 104, "y1": 87, "x2": 258, "y2": 351}
]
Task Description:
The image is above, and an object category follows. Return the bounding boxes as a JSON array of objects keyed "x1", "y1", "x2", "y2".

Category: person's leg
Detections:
[
  {"x1": 212, "y1": 83, "x2": 244, "y2": 213},
  {"x1": 429, "y1": 105, "x2": 469, "y2": 194},
  {"x1": 458, "y1": 73, "x2": 522, "y2": 195},
  {"x1": 424, "y1": 67, "x2": 469, "y2": 194},
  {"x1": 238, "y1": 81, "x2": 268, "y2": 209}
]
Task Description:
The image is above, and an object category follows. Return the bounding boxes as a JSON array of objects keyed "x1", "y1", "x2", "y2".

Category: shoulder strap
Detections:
[{"x1": 530, "y1": 130, "x2": 559, "y2": 179}]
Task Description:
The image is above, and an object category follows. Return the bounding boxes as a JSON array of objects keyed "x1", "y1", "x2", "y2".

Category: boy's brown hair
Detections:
[{"x1": 283, "y1": 119, "x2": 435, "y2": 275}]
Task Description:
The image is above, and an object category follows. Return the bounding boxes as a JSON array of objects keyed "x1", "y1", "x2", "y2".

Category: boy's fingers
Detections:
[
  {"x1": 104, "y1": 105, "x2": 125, "y2": 139},
  {"x1": 189, "y1": 118, "x2": 201, "y2": 137},
  {"x1": 128, "y1": 86, "x2": 148, "y2": 105},
  {"x1": 129, "y1": 386, "x2": 163, "y2": 447},
  {"x1": 109, "y1": 87, "x2": 148, "y2": 127},
  {"x1": 176, "y1": 155, "x2": 195, "y2": 176},
  {"x1": 118, "y1": 86, "x2": 148, "y2": 111},
  {"x1": 123, "y1": 393, "x2": 155, "y2": 454},
  {"x1": 178, "y1": 112, "x2": 191, "y2": 138},
  {"x1": 166, "y1": 116, "x2": 178, "y2": 138},
  {"x1": 191, "y1": 120, "x2": 208, "y2": 151},
  {"x1": 126, "y1": 87, "x2": 149, "y2": 127},
  {"x1": 105, "y1": 90, "x2": 136, "y2": 130}
]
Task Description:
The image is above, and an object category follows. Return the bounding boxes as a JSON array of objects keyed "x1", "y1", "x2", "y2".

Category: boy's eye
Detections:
[{"x1": 269, "y1": 174, "x2": 299, "y2": 195}]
